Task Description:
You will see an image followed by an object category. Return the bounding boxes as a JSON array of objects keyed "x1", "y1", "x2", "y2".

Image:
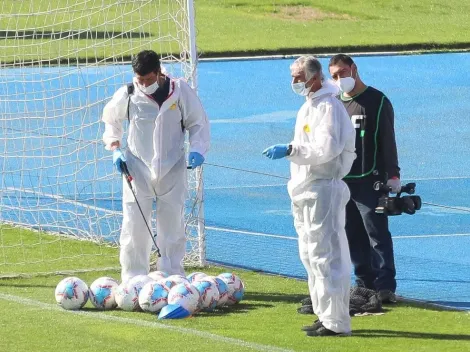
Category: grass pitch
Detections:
[{"x1": 0, "y1": 228, "x2": 469, "y2": 352}]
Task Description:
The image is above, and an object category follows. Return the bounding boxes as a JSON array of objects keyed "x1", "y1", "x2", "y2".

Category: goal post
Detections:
[{"x1": 0, "y1": 0, "x2": 205, "y2": 278}]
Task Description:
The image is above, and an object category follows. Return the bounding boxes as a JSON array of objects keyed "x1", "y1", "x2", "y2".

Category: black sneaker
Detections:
[
  {"x1": 305, "y1": 323, "x2": 352, "y2": 337},
  {"x1": 300, "y1": 296, "x2": 312, "y2": 306},
  {"x1": 297, "y1": 305, "x2": 314, "y2": 314},
  {"x1": 301, "y1": 319, "x2": 322, "y2": 332},
  {"x1": 378, "y1": 289, "x2": 397, "y2": 304}
]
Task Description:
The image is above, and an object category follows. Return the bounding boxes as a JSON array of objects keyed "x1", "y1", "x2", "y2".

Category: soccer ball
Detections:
[
  {"x1": 167, "y1": 282, "x2": 200, "y2": 314},
  {"x1": 166, "y1": 274, "x2": 189, "y2": 287},
  {"x1": 218, "y1": 273, "x2": 245, "y2": 305},
  {"x1": 127, "y1": 275, "x2": 154, "y2": 295},
  {"x1": 115, "y1": 282, "x2": 140, "y2": 312},
  {"x1": 193, "y1": 279, "x2": 219, "y2": 311},
  {"x1": 186, "y1": 271, "x2": 207, "y2": 283},
  {"x1": 138, "y1": 281, "x2": 171, "y2": 313},
  {"x1": 148, "y1": 271, "x2": 168, "y2": 282},
  {"x1": 206, "y1": 276, "x2": 229, "y2": 307},
  {"x1": 89, "y1": 277, "x2": 119, "y2": 310},
  {"x1": 55, "y1": 277, "x2": 89, "y2": 310}
]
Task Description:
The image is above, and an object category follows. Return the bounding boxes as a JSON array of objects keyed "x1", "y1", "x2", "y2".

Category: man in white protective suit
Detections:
[
  {"x1": 262, "y1": 56, "x2": 356, "y2": 337},
  {"x1": 102, "y1": 50, "x2": 210, "y2": 282}
]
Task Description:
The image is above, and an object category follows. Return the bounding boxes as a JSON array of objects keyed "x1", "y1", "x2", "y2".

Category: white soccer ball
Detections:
[
  {"x1": 138, "y1": 281, "x2": 171, "y2": 313},
  {"x1": 218, "y1": 273, "x2": 245, "y2": 305},
  {"x1": 206, "y1": 275, "x2": 229, "y2": 307},
  {"x1": 126, "y1": 275, "x2": 154, "y2": 295},
  {"x1": 186, "y1": 271, "x2": 207, "y2": 283},
  {"x1": 156, "y1": 278, "x2": 179, "y2": 291},
  {"x1": 166, "y1": 274, "x2": 189, "y2": 287},
  {"x1": 88, "y1": 277, "x2": 119, "y2": 310},
  {"x1": 115, "y1": 282, "x2": 140, "y2": 312},
  {"x1": 193, "y1": 279, "x2": 219, "y2": 311},
  {"x1": 167, "y1": 282, "x2": 200, "y2": 314},
  {"x1": 148, "y1": 271, "x2": 169, "y2": 282},
  {"x1": 55, "y1": 277, "x2": 89, "y2": 310}
]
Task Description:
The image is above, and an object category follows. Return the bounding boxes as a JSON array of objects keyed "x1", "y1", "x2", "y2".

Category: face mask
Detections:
[
  {"x1": 336, "y1": 71, "x2": 356, "y2": 93},
  {"x1": 138, "y1": 80, "x2": 159, "y2": 95},
  {"x1": 291, "y1": 81, "x2": 310, "y2": 96}
]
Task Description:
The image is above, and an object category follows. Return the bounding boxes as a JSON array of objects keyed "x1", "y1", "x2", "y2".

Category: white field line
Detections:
[
  {"x1": 6, "y1": 188, "x2": 470, "y2": 241},
  {"x1": 4, "y1": 187, "x2": 122, "y2": 216},
  {"x1": 0, "y1": 293, "x2": 294, "y2": 352},
  {"x1": 198, "y1": 49, "x2": 470, "y2": 62},
  {"x1": 206, "y1": 226, "x2": 470, "y2": 240}
]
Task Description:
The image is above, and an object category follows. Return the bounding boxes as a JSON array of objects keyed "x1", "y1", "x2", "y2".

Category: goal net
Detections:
[{"x1": 0, "y1": 0, "x2": 204, "y2": 278}]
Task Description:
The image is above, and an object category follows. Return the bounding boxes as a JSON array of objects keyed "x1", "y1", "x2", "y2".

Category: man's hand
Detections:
[
  {"x1": 262, "y1": 144, "x2": 289, "y2": 160},
  {"x1": 188, "y1": 152, "x2": 205, "y2": 169},
  {"x1": 386, "y1": 177, "x2": 401, "y2": 194},
  {"x1": 113, "y1": 148, "x2": 126, "y2": 173}
]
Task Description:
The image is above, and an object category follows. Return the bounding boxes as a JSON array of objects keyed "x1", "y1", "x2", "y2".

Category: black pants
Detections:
[{"x1": 345, "y1": 182, "x2": 397, "y2": 292}]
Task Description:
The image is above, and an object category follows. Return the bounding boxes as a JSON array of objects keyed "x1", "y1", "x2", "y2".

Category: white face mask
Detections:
[
  {"x1": 336, "y1": 72, "x2": 356, "y2": 93},
  {"x1": 138, "y1": 80, "x2": 159, "y2": 95},
  {"x1": 291, "y1": 81, "x2": 310, "y2": 96}
]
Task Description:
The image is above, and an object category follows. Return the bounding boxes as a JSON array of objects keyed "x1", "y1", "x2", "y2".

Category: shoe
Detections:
[
  {"x1": 297, "y1": 305, "x2": 314, "y2": 314},
  {"x1": 300, "y1": 296, "x2": 312, "y2": 306},
  {"x1": 378, "y1": 289, "x2": 397, "y2": 304},
  {"x1": 305, "y1": 323, "x2": 352, "y2": 337},
  {"x1": 301, "y1": 319, "x2": 322, "y2": 332}
]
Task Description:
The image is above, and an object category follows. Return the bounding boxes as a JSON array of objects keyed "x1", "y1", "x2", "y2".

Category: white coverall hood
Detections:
[{"x1": 287, "y1": 81, "x2": 356, "y2": 200}]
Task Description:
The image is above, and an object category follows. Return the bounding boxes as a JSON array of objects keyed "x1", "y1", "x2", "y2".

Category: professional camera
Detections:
[{"x1": 374, "y1": 182, "x2": 422, "y2": 216}]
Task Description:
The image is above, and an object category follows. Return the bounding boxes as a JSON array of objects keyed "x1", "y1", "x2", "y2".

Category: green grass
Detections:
[
  {"x1": 0, "y1": 228, "x2": 469, "y2": 352},
  {"x1": 0, "y1": 226, "x2": 119, "y2": 275},
  {"x1": 1, "y1": 0, "x2": 470, "y2": 64},
  {"x1": 195, "y1": 0, "x2": 470, "y2": 55}
]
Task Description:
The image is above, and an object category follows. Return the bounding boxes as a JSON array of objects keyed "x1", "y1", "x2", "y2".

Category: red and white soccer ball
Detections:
[
  {"x1": 167, "y1": 282, "x2": 200, "y2": 314},
  {"x1": 116, "y1": 275, "x2": 154, "y2": 312},
  {"x1": 218, "y1": 273, "x2": 245, "y2": 305},
  {"x1": 115, "y1": 283, "x2": 140, "y2": 312},
  {"x1": 88, "y1": 277, "x2": 119, "y2": 310},
  {"x1": 206, "y1": 275, "x2": 230, "y2": 307},
  {"x1": 192, "y1": 278, "x2": 219, "y2": 311},
  {"x1": 127, "y1": 275, "x2": 154, "y2": 294},
  {"x1": 138, "y1": 281, "x2": 171, "y2": 313},
  {"x1": 166, "y1": 274, "x2": 189, "y2": 287},
  {"x1": 186, "y1": 271, "x2": 207, "y2": 283},
  {"x1": 148, "y1": 271, "x2": 169, "y2": 282},
  {"x1": 55, "y1": 277, "x2": 89, "y2": 310}
]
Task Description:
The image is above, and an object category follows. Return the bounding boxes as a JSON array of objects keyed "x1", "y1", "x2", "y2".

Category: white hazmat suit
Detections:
[
  {"x1": 102, "y1": 77, "x2": 210, "y2": 282},
  {"x1": 287, "y1": 81, "x2": 356, "y2": 333}
]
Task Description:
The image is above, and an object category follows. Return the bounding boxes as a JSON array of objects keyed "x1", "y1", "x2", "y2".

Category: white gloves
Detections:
[{"x1": 386, "y1": 177, "x2": 401, "y2": 194}]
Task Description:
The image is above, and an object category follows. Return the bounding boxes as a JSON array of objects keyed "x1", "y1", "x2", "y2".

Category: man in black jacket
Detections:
[{"x1": 328, "y1": 54, "x2": 401, "y2": 303}]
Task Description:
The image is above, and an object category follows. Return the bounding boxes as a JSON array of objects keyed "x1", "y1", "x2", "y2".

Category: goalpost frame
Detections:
[{"x1": 186, "y1": 0, "x2": 206, "y2": 267}]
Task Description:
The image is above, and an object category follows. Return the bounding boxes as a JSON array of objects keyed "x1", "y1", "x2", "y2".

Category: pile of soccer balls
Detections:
[{"x1": 54, "y1": 271, "x2": 245, "y2": 319}]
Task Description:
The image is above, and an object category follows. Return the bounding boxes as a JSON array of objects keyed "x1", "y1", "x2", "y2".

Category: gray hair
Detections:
[{"x1": 290, "y1": 56, "x2": 324, "y2": 81}]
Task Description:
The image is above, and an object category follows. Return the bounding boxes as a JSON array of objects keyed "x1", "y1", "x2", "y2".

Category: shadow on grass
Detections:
[
  {"x1": 244, "y1": 291, "x2": 308, "y2": 304},
  {"x1": 354, "y1": 329, "x2": 470, "y2": 341},
  {"x1": 195, "y1": 302, "x2": 274, "y2": 318},
  {"x1": 0, "y1": 282, "x2": 56, "y2": 288}
]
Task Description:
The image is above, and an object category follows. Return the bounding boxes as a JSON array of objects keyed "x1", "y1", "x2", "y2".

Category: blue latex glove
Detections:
[
  {"x1": 262, "y1": 144, "x2": 289, "y2": 160},
  {"x1": 188, "y1": 152, "x2": 205, "y2": 169},
  {"x1": 112, "y1": 148, "x2": 126, "y2": 173}
]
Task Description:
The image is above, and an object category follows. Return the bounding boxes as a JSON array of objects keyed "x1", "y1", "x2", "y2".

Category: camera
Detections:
[{"x1": 374, "y1": 182, "x2": 422, "y2": 216}]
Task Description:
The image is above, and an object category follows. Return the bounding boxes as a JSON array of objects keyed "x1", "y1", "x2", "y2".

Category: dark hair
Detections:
[
  {"x1": 132, "y1": 50, "x2": 160, "y2": 76},
  {"x1": 329, "y1": 54, "x2": 354, "y2": 67}
]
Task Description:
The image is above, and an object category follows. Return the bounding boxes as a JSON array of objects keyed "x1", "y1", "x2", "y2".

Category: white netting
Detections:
[{"x1": 0, "y1": 0, "x2": 204, "y2": 277}]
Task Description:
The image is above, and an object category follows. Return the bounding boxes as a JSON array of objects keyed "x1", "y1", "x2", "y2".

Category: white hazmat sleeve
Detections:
[
  {"x1": 178, "y1": 82, "x2": 210, "y2": 156},
  {"x1": 102, "y1": 86, "x2": 129, "y2": 150}
]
